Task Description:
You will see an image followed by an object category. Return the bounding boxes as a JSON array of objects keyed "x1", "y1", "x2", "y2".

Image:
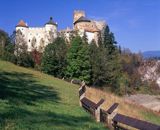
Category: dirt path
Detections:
[{"x1": 125, "y1": 94, "x2": 160, "y2": 112}]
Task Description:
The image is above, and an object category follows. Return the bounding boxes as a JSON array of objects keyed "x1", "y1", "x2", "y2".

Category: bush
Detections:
[{"x1": 16, "y1": 52, "x2": 34, "y2": 67}]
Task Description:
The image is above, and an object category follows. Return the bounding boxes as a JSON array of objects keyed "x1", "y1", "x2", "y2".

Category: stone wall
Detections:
[{"x1": 73, "y1": 10, "x2": 85, "y2": 23}]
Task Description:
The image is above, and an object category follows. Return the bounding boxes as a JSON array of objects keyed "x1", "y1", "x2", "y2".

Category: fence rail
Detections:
[{"x1": 112, "y1": 113, "x2": 160, "y2": 130}]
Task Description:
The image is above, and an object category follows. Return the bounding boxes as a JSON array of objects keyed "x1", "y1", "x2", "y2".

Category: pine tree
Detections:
[
  {"x1": 89, "y1": 40, "x2": 102, "y2": 85},
  {"x1": 102, "y1": 25, "x2": 122, "y2": 89},
  {"x1": 65, "y1": 36, "x2": 91, "y2": 84},
  {"x1": 89, "y1": 40, "x2": 110, "y2": 86}
]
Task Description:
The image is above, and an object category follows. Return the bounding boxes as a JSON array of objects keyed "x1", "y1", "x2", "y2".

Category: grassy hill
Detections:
[{"x1": 0, "y1": 60, "x2": 106, "y2": 130}]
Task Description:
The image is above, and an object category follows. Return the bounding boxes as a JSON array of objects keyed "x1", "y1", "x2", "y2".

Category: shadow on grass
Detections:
[
  {"x1": 0, "y1": 71, "x2": 106, "y2": 129},
  {"x1": 29, "y1": 110, "x2": 105, "y2": 129},
  {"x1": 0, "y1": 71, "x2": 60, "y2": 105},
  {"x1": 0, "y1": 107, "x2": 105, "y2": 130}
]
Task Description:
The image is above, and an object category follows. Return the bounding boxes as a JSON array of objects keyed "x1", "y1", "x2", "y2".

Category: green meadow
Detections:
[{"x1": 0, "y1": 60, "x2": 106, "y2": 130}]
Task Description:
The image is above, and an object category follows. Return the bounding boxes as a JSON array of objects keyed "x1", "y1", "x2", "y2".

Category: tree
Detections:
[
  {"x1": 65, "y1": 36, "x2": 91, "y2": 84},
  {"x1": 101, "y1": 25, "x2": 122, "y2": 90},
  {"x1": 41, "y1": 37, "x2": 67, "y2": 78},
  {"x1": 0, "y1": 29, "x2": 9, "y2": 58},
  {"x1": 15, "y1": 29, "x2": 34, "y2": 67},
  {"x1": 3, "y1": 42, "x2": 15, "y2": 62},
  {"x1": 120, "y1": 49, "x2": 143, "y2": 92},
  {"x1": 31, "y1": 49, "x2": 42, "y2": 69},
  {"x1": 118, "y1": 45, "x2": 122, "y2": 54},
  {"x1": 0, "y1": 29, "x2": 16, "y2": 62},
  {"x1": 89, "y1": 40, "x2": 105, "y2": 85},
  {"x1": 70, "y1": 30, "x2": 78, "y2": 40}
]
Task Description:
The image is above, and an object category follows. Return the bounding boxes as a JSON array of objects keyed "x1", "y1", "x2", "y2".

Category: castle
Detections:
[{"x1": 15, "y1": 10, "x2": 106, "y2": 52}]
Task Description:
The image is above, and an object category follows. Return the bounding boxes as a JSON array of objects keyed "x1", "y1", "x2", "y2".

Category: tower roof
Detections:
[
  {"x1": 45, "y1": 17, "x2": 57, "y2": 26},
  {"x1": 74, "y1": 16, "x2": 91, "y2": 24},
  {"x1": 16, "y1": 20, "x2": 28, "y2": 28}
]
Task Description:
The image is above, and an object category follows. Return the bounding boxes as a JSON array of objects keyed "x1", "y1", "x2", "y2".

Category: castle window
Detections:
[{"x1": 29, "y1": 39, "x2": 30, "y2": 42}]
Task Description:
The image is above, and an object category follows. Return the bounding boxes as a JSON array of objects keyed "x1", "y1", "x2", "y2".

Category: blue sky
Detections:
[{"x1": 0, "y1": 0, "x2": 159, "y2": 52}]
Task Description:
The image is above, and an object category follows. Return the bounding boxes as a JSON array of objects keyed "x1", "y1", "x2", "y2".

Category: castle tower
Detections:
[
  {"x1": 16, "y1": 20, "x2": 28, "y2": 33},
  {"x1": 16, "y1": 20, "x2": 29, "y2": 41},
  {"x1": 45, "y1": 17, "x2": 58, "y2": 41},
  {"x1": 45, "y1": 17, "x2": 57, "y2": 32},
  {"x1": 73, "y1": 10, "x2": 85, "y2": 23}
]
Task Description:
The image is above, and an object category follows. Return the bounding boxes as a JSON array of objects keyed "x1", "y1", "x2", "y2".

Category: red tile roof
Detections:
[{"x1": 16, "y1": 20, "x2": 28, "y2": 28}]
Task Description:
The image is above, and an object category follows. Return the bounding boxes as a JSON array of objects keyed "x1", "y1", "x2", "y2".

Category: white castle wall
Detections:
[
  {"x1": 16, "y1": 24, "x2": 102, "y2": 51},
  {"x1": 16, "y1": 24, "x2": 57, "y2": 51},
  {"x1": 86, "y1": 32, "x2": 95, "y2": 43},
  {"x1": 15, "y1": 11, "x2": 106, "y2": 52}
]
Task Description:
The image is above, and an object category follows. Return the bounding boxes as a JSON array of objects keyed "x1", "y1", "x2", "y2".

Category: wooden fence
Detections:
[{"x1": 78, "y1": 84, "x2": 160, "y2": 130}]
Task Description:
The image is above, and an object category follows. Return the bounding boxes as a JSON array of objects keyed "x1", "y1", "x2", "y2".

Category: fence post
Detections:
[
  {"x1": 95, "y1": 107, "x2": 101, "y2": 122},
  {"x1": 79, "y1": 82, "x2": 86, "y2": 106},
  {"x1": 105, "y1": 103, "x2": 119, "y2": 127},
  {"x1": 107, "y1": 108, "x2": 118, "y2": 127},
  {"x1": 95, "y1": 99, "x2": 105, "y2": 122},
  {"x1": 113, "y1": 121, "x2": 118, "y2": 130}
]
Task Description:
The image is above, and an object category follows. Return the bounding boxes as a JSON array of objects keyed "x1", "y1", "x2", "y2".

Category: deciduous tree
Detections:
[
  {"x1": 41, "y1": 37, "x2": 67, "y2": 78},
  {"x1": 65, "y1": 36, "x2": 91, "y2": 84}
]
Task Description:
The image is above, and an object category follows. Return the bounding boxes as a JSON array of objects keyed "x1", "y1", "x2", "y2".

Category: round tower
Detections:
[
  {"x1": 16, "y1": 20, "x2": 28, "y2": 34},
  {"x1": 45, "y1": 17, "x2": 58, "y2": 39},
  {"x1": 16, "y1": 20, "x2": 29, "y2": 42},
  {"x1": 45, "y1": 17, "x2": 57, "y2": 32}
]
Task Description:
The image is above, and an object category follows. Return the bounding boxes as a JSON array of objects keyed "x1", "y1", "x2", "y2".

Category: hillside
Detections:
[
  {"x1": 139, "y1": 60, "x2": 160, "y2": 89},
  {"x1": 0, "y1": 60, "x2": 106, "y2": 130}
]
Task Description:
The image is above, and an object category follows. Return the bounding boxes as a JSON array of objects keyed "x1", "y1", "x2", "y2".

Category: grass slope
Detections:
[{"x1": 0, "y1": 60, "x2": 106, "y2": 130}]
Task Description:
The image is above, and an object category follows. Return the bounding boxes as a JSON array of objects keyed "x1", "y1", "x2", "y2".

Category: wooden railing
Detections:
[
  {"x1": 78, "y1": 84, "x2": 160, "y2": 129},
  {"x1": 112, "y1": 113, "x2": 160, "y2": 130}
]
